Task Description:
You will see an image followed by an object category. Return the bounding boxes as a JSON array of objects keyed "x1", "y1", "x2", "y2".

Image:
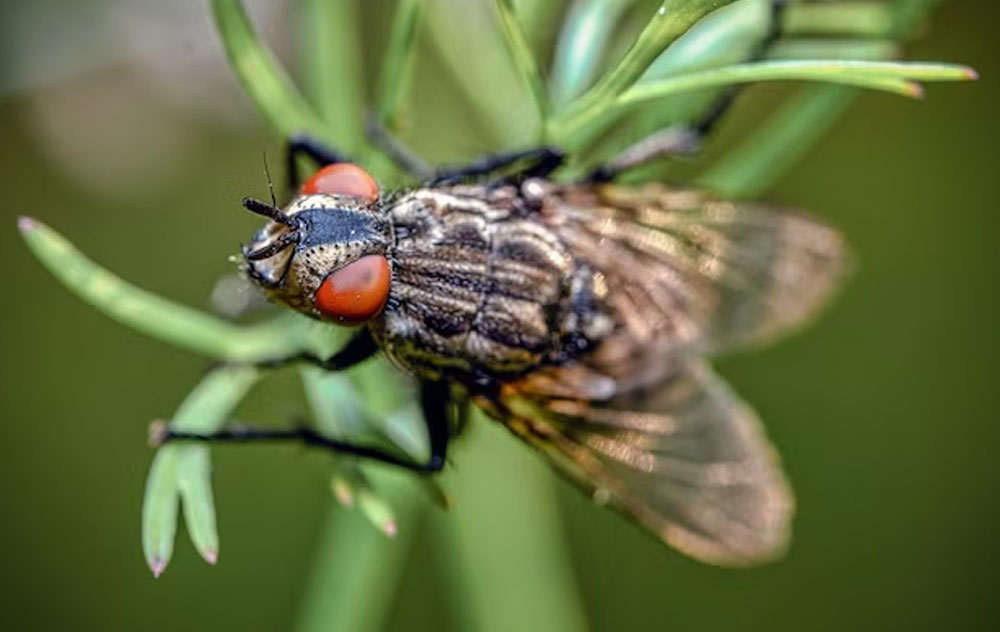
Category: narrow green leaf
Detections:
[
  {"x1": 329, "y1": 462, "x2": 398, "y2": 537},
  {"x1": 17, "y1": 217, "x2": 340, "y2": 362},
  {"x1": 438, "y1": 420, "x2": 588, "y2": 632},
  {"x1": 377, "y1": 0, "x2": 425, "y2": 129},
  {"x1": 615, "y1": 60, "x2": 977, "y2": 109},
  {"x1": 608, "y1": 0, "x2": 772, "y2": 159},
  {"x1": 356, "y1": 485, "x2": 399, "y2": 539},
  {"x1": 380, "y1": 405, "x2": 429, "y2": 462},
  {"x1": 301, "y1": 364, "x2": 431, "y2": 534},
  {"x1": 767, "y1": 39, "x2": 900, "y2": 62},
  {"x1": 294, "y1": 472, "x2": 421, "y2": 632},
  {"x1": 176, "y1": 446, "x2": 219, "y2": 565},
  {"x1": 142, "y1": 366, "x2": 260, "y2": 574},
  {"x1": 299, "y1": 366, "x2": 366, "y2": 437},
  {"x1": 210, "y1": 0, "x2": 326, "y2": 137},
  {"x1": 701, "y1": 0, "x2": 960, "y2": 199},
  {"x1": 422, "y1": 1, "x2": 536, "y2": 147},
  {"x1": 782, "y1": 1, "x2": 894, "y2": 37},
  {"x1": 549, "y1": 0, "x2": 635, "y2": 107},
  {"x1": 142, "y1": 449, "x2": 180, "y2": 578},
  {"x1": 298, "y1": 0, "x2": 365, "y2": 148},
  {"x1": 331, "y1": 470, "x2": 358, "y2": 508},
  {"x1": 171, "y1": 365, "x2": 261, "y2": 433},
  {"x1": 639, "y1": 0, "x2": 770, "y2": 82},
  {"x1": 892, "y1": 0, "x2": 944, "y2": 38},
  {"x1": 494, "y1": 0, "x2": 551, "y2": 123},
  {"x1": 699, "y1": 84, "x2": 856, "y2": 197},
  {"x1": 549, "y1": 0, "x2": 740, "y2": 143}
]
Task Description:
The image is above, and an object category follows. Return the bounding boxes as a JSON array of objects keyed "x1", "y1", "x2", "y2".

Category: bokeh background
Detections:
[{"x1": 1, "y1": 0, "x2": 997, "y2": 630}]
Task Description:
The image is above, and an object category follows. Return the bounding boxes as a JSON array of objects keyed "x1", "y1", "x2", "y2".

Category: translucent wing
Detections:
[
  {"x1": 479, "y1": 358, "x2": 792, "y2": 566},
  {"x1": 545, "y1": 182, "x2": 848, "y2": 355}
]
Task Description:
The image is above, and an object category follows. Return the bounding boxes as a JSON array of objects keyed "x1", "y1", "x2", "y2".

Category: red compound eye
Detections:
[
  {"x1": 314, "y1": 255, "x2": 391, "y2": 324},
  {"x1": 301, "y1": 163, "x2": 379, "y2": 201}
]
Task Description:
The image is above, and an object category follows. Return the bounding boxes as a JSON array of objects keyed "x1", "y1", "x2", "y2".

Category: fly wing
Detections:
[
  {"x1": 482, "y1": 359, "x2": 792, "y2": 566},
  {"x1": 546, "y1": 182, "x2": 848, "y2": 355}
]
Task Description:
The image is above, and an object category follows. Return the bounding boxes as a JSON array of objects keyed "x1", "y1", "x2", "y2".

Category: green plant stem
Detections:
[
  {"x1": 699, "y1": 84, "x2": 856, "y2": 197},
  {"x1": 210, "y1": 0, "x2": 327, "y2": 138},
  {"x1": 616, "y1": 60, "x2": 975, "y2": 107},
  {"x1": 294, "y1": 471, "x2": 421, "y2": 632},
  {"x1": 142, "y1": 365, "x2": 260, "y2": 575},
  {"x1": 377, "y1": 0, "x2": 425, "y2": 130},
  {"x1": 767, "y1": 39, "x2": 899, "y2": 61},
  {"x1": 549, "y1": 0, "x2": 636, "y2": 107},
  {"x1": 18, "y1": 217, "x2": 341, "y2": 362},
  {"x1": 782, "y1": 2, "x2": 894, "y2": 37},
  {"x1": 701, "y1": 0, "x2": 960, "y2": 198},
  {"x1": 494, "y1": 0, "x2": 552, "y2": 123},
  {"x1": 298, "y1": 0, "x2": 365, "y2": 148},
  {"x1": 548, "y1": 0, "x2": 739, "y2": 144},
  {"x1": 438, "y1": 421, "x2": 588, "y2": 632}
]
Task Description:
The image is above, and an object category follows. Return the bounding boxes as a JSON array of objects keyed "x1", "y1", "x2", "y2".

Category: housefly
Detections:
[{"x1": 203, "y1": 133, "x2": 846, "y2": 566}]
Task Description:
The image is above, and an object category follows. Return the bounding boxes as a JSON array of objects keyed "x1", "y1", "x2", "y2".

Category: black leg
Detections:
[
  {"x1": 430, "y1": 147, "x2": 565, "y2": 185},
  {"x1": 286, "y1": 132, "x2": 351, "y2": 191},
  {"x1": 587, "y1": 127, "x2": 702, "y2": 183},
  {"x1": 419, "y1": 380, "x2": 451, "y2": 471},
  {"x1": 365, "y1": 112, "x2": 564, "y2": 184},
  {"x1": 586, "y1": 0, "x2": 788, "y2": 183},
  {"x1": 155, "y1": 378, "x2": 452, "y2": 474},
  {"x1": 257, "y1": 329, "x2": 379, "y2": 371},
  {"x1": 159, "y1": 424, "x2": 443, "y2": 473},
  {"x1": 365, "y1": 113, "x2": 435, "y2": 180}
]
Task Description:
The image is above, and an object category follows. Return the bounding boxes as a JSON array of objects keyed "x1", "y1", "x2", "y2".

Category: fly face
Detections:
[{"x1": 243, "y1": 193, "x2": 392, "y2": 323}]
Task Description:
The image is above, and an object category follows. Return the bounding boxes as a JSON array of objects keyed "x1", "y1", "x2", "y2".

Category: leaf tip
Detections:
[
  {"x1": 202, "y1": 549, "x2": 219, "y2": 566},
  {"x1": 148, "y1": 419, "x2": 170, "y2": 448},
  {"x1": 149, "y1": 558, "x2": 167, "y2": 578},
  {"x1": 17, "y1": 216, "x2": 37, "y2": 233},
  {"x1": 963, "y1": 66, "x2": 980, "y2": 81},
  {"x1": 383, "y1": 520, "x2": 398, "y2": 539},
  {"x1": 331, "y1": 478, "x2": 355, "y2": 508},
  {"x1": 905, "y1": 82, "x2": 925, "y2": 99}
]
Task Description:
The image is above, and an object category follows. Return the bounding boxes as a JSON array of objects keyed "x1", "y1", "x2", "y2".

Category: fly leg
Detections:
[
  {"x1": 365, "y1": 113, "x2": 435, "y2": 180},
  {"x1": 365, "y1": 112, "x2": 564, "y2": 184},
  {"x1": 430, "y1": 147, "x2": 564, "y2": 185},
  {"x1": 160, "y1": 363, "x2": 451, "y2": 475},
  {"x1": 586, "y1": 0, "x2": 788, "y2": 182},
  {"x1": 254, "y1": 328, "x2": 380, "y2": 371},
  {"x1": 286, "y1": 133, "x2": 352, "y2": 191}
]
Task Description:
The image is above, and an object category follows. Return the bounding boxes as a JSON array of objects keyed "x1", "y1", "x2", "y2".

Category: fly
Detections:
[{"x1": 167, "y1": 129, "x2": 847, "y2": 567}]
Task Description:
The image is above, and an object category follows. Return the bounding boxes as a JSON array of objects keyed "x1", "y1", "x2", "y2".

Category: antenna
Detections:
[
  {"x1": 262, "y1": 151, "x2": 278, "y2": 208},
  {"x1": 242, "y1": 197, "x2": 296, "y2": 227},
  {"x1": 244, "y1": 231, "x2": 300, "y2": 261}
]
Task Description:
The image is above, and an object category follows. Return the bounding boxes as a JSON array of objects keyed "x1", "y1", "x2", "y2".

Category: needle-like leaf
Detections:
[
  {"x1": 494, "y1": 0, "x2": 551, "y2": 123},
  {"x1": 176, "y1": 446, "x2": 219, "y2": 565},
  {"x1": 17, "y1": 217, "x2": 339, "y2": 362},
  {"x1": 377, "y1": 0, "x2": 425, "y2": 130},
  {"x1": 141, "y1": 449, "x2": 180, "y2": 578},
  {"x1": 549, "y1": 0, "x2": 740, "y2": 143},
  {"x1": 210, "y1": 0, "x2": 327, "y2": 137},
  {"x1": 782, "y1": 1, "x2": 894, "y2": 37},
  {"x1": 615, "y1": 60, "x2": 976, "y2": 108},
  {"x1": 141, "y1": 366, "x2": 260, "y2": 576},
  {"x1": 298, "y1": 0, "x2": 365, "y2": 148}
]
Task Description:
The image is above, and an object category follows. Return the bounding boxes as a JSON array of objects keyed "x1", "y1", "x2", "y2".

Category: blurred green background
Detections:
[{"x1": 1, "y1": 0, "x2": 997, "y2": 630}]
